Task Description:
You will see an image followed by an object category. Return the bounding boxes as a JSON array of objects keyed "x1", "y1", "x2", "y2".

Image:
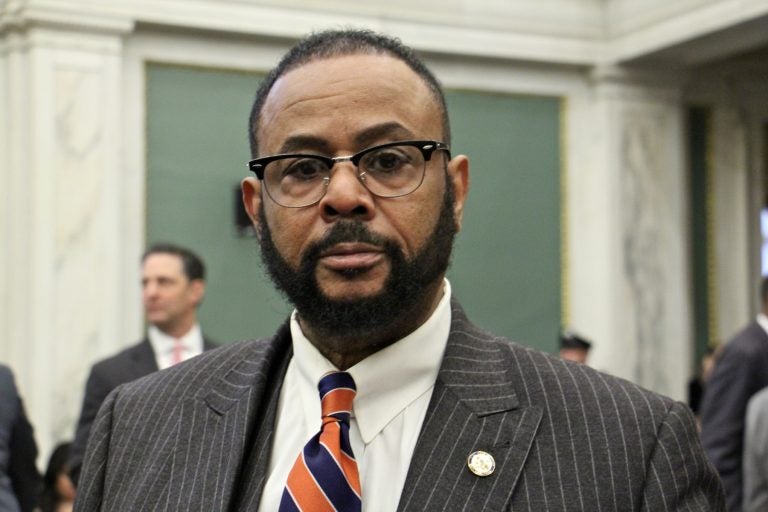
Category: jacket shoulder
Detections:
[
  {"x1": 507, "y1": 338, "x2": 675, "y2": 413},
  {"x1": 723, "y1": 321, "x2": 768, "y2": 356},
  {"x1": 450, "y1": 299, "x2": 676, "y2": 417},
  {"x1": 113, "y1": 336, "x2": 280, "y2": 405},
  {"x1": 90, "y1": 339, "x2": 152, "y2": 370}
]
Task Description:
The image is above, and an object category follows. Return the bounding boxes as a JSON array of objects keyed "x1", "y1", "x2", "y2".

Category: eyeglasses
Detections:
[{"x1": 247, "y1": 140, "x2": 451, "y2": 208}]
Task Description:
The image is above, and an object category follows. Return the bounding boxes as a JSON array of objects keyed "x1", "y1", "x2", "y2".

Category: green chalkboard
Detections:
[
  {"x1": 446, "y1": 91, "x2": 561, "y2": 351},
  {"x1": 146, "y1": 64, "x2": 288, "y2": 345},
  {"x1": 146, "y1": 63, "x2": 561, "y2": 351}
]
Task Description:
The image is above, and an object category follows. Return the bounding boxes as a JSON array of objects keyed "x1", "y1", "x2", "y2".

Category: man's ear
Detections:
[
  {"x1": 190, "y1": 279, "x2": 206, "y2": 306},
  {"x1": 447, "y1": 154, "x2": 470, "y2": 231},
  {"x1": 241, "y1": 177, "x2": 263, "y2": 235}
]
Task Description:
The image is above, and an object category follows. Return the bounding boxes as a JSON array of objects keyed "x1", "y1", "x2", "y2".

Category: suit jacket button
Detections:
[{"x1": 467, "y1": 450, "x2": 495, "y2": 477}]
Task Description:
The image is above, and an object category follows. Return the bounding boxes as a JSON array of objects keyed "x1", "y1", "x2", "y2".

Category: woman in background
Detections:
[
  {"x1": 38, "y1": 443, "x2": 75, "y2": 512},
  {"x1": 0, "y1": 363, "x2": 41, "y2": 512}
]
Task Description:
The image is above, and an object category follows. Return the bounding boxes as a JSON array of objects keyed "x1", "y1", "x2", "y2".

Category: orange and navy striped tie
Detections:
[{"x1": 279, "y1": 371, "x2": 361, "y2": 512}]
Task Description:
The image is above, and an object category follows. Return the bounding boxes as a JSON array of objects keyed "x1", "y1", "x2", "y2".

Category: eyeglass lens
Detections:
[{"x1": 263, "y1": 143, "x2": 427, "y2": 207}]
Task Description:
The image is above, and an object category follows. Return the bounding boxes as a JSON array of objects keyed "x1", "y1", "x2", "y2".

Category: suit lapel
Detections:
[
  {"x1": 230, "y1": 325, "x2": 294, "y2": 510},
  {"x1": 166, "y1": 324, "x2": 291, "y2": 511},
  {"x1": 397, "y1": 301, "x2": 542, "y2": 512}
]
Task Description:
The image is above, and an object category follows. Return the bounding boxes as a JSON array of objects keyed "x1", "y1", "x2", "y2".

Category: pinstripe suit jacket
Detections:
[
  {"x1": 70, "y1": 337, "x2": 217, "y2": 484},
  {"x1": 74, "y1": 301, "x2": 725, "y2": 511}
]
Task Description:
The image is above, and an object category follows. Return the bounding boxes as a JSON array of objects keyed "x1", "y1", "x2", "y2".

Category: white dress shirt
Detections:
[
  {"x1": 147, "y1": 323, "x2": 204, "y2": 370},
  {"x1": 258, "y1": 280, "x2": 453, "y2": 512}
]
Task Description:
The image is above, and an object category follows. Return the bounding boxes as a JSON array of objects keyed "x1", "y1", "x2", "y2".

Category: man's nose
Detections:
[
  {"x1": 143, "y1": 281, "x2": 158, "y2": 298},
  {"x1": 318, "y1": 164, "x2": 375, "y2": 221}
]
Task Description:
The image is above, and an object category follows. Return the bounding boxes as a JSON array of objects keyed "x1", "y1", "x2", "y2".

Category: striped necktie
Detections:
[{"x1": 279, "y1": 371, "x2": 362, "y2": 512}]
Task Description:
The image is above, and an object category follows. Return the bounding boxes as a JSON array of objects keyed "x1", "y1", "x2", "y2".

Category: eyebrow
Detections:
[
  {"x1": 276, "y1": 122, "x2": 416, "y2": 156},
  {"x1": 277, "y1": 135, "x2": 331, "y2": 155},
  {"x1": 353, "y1": 122, "x2": 415, "y2": 147}
]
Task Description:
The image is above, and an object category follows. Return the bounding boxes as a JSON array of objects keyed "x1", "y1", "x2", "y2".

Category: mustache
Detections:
[{"x1": 301, "y1": 221, "x2": 395, "y2": 266}]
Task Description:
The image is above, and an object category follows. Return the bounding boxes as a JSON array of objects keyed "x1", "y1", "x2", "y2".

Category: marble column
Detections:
[
  {"x1": 0, "y1": 4, "x2": 134, "y2": 459},
  {"x1": 684, "y1": 62, "x2": 767, "y2": 346},
  {"x1": 710, "y1": 105, "x2": 752, "y2": 342},
  {"x1": 567, "y1": 66, "x2": 692, "y2": 400}
]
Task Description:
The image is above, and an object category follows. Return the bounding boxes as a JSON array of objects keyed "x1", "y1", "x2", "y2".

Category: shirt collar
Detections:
[
  {"x1": 290, "y1": 279, "x2": 452, "y2": 443},
  {"x1": 757, "y1": 313, "x2": 768, "y2": 336},
  {"x1": 148, "y1": 323, "x2": 203, "y2": 355}
]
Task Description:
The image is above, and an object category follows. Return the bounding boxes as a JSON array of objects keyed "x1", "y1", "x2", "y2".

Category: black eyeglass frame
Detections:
[{"x1": 247, "y1": 140, "x2": 451, "y2": 208}]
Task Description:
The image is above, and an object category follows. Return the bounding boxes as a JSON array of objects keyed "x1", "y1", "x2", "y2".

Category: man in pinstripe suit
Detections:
[{"x1": 74, "y1": 29, "x2": 725, "y2": 511}]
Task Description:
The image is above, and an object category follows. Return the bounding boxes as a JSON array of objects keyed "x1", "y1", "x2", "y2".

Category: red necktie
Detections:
[
  {"x1": 279, "y1": 371, "x2": 362, "y2": 512},
  {"x1": 171, "y1": 338, "x2": 184, "y2": 366}
]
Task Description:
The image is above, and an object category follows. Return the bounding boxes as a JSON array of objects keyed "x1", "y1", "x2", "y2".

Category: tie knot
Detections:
[{"x1": 318, "y1": 372, "x2": 356, "y2": 422}]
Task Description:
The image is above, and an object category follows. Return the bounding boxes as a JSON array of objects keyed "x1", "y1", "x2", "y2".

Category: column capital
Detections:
[
  {"x1": 589, "y1": 64, "x2": 684, "y2": 103},
  {"x1": 0, "y1": 0, "x2": 134, "y2": 36}
]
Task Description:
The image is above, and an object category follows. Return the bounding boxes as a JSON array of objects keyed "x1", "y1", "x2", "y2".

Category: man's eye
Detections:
[
  {"x1": 282, "y1": 158, "x2": 326, "y2": 180},
  {"x1": 365, "y1": 149, "x2": 411, "y2": 173}
]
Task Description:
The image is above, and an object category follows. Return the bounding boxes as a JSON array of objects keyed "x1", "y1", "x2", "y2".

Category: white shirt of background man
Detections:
[{"x1": 148, "y1": 323, "x2": 204, "y2": 370}]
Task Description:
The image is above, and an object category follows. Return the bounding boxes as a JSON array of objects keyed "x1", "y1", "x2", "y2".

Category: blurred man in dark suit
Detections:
[
  {"x1": 701, "y1": 276, "x2": 768, "y2": 511},
  {"x1": 69, "y1": 243, "x2": 216, "y2": 483}
]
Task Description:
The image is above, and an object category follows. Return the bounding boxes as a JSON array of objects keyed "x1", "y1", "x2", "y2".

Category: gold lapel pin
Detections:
[{"x1": 467, "y1": 450, "x2": 495, "y2": 477}]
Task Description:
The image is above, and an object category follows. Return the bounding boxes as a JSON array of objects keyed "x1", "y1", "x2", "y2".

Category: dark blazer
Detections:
[
  {"x1": 74, "y1": 302, "x2": 724, "y2": 511},
  {"x1": 700, "y1": 321, "x2": 768, "y2": 511},
  {"x1": 69, "y1": 337, "x2": 217, "y2": 483},
  {"x1": 0, "y1": 364, "x2": 41, "y2": 512}
]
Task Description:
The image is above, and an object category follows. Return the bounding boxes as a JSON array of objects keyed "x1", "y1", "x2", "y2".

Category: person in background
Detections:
[
  {"x1": 38, "y1": 442, "x2": 75, "y2": 512},
  {"x1": 743, "y1": 386, "x2": 768, "y2": 511},
  {"x1": 69, "y1": 242, "x2": 217, "y2": 484},
  {"x1": 0, "y1": 363, "x2": 41, "y2": 512},
  {"x1": 701, "y1": 276, "x2": 768, "y2": 511},
  {"x1": 74, "y1": 29, "x2": 723, "y2": 511},
  {"x1": 559, "y1": 328, "x2": 592, "y2": 364},
  {"x1": 687, "y1": 345, "x2": 717, "y2": 419}
]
